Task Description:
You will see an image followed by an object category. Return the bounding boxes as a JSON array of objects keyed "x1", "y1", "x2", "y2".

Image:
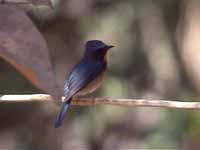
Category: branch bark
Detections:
[
  {"x1": 0, "y1": 0, "x2": 52, "y2": 8},
  {"x1": 0, "y1": 94, "x2": 200, "y2": 110}
]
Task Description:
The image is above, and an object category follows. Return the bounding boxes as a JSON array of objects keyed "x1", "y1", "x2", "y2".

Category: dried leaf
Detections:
[{"x1": 0, "y1": 5, "x2": 61, "y2": 98}]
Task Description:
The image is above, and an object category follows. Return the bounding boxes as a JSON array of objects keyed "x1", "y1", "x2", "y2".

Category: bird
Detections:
[{"x1": 54, "y1": 40, "x2": 114, "y2": 128}]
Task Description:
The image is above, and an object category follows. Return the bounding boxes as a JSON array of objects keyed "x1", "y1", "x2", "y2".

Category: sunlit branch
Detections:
[
  {"x1": 0, "y1": 94, "x2": 200, "y2": 110},
  {"x1": 0, "y1": 0, "x2": 52, "y2": 6}
]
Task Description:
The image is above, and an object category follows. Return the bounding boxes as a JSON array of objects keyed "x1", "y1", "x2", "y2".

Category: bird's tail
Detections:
[{"x1": 54, "y1": 98, "x2": 72, "y2": 128}]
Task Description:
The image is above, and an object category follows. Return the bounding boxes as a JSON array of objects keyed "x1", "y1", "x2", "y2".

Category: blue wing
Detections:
[
  {"x1": 55, "y1": 59, "x2": 106, "y2": 128},
  {"x1": 64, "y1": 59, "x2": 106, "y2": 99}
]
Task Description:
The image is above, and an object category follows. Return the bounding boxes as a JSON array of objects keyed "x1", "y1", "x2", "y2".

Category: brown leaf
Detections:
[{"x1": 0, "y1": 5, "x2": 61, "y2": 98}]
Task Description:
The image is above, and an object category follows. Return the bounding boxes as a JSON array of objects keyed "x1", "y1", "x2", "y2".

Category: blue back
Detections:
[{"x1": 64, "y1": 59, "x2": 106, "y2": 99}]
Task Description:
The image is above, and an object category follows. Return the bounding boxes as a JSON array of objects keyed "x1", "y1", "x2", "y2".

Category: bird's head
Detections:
[{"x1": 84, "y1": 40, "x2": 114, "y2": 61}]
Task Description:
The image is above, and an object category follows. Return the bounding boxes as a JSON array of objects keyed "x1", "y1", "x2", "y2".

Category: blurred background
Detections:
[{"x1": 1, "y1": 0, "x2": 200, "y2": 149}]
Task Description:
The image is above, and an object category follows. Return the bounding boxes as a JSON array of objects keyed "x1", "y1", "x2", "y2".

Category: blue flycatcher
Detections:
[{"x1": 55, "y1": 40, "x2": 114, "y2": 128}]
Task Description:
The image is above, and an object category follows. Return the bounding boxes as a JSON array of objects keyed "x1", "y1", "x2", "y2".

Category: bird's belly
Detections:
[{"x1": 75, "y1": 72, "x2": 105, "y2": 96}]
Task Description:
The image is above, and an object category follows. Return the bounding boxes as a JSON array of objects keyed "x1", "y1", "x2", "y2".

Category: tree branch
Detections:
[
  {"x1": 0, "y1": 94, "x2": 200, "y2": 110},
  {"x1": 0, "y1": 0, "x2": 52, "y2": 7}
]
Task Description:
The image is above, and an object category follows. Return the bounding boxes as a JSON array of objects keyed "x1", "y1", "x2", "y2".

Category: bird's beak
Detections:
[{"x1": 107, "y1": 45, "x2": 114, "y2": 49}]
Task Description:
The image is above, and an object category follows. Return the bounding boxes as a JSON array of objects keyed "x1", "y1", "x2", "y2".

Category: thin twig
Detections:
[
  {"x1": 0, "y1": 0, "x2": 52, "y2": 7},
  {"x1": 0, "y1": 94, "x2": 200, "y2": 110},
  {"x1": 1, "y1": 0, "x2": 31, "y2": 4}
]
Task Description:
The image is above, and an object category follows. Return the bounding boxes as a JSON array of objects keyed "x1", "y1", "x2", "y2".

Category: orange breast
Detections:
[{"x1": 75, "y1": 71, "x2": 105, "y2": 96}]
